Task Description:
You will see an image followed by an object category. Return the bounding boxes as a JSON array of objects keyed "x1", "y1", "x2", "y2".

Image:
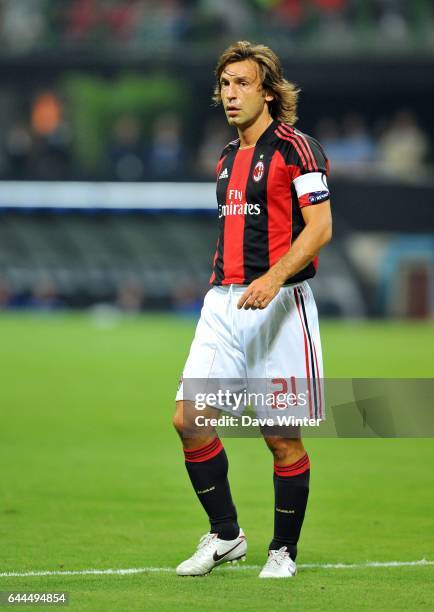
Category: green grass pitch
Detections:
[{"x1": 0, "y1": 314, "x2": 433, "y2": 610}]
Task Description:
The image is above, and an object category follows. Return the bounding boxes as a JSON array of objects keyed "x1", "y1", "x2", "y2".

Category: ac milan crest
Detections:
[{"x1": 252, "y1": 160, "x2": 264, "y2": 182}]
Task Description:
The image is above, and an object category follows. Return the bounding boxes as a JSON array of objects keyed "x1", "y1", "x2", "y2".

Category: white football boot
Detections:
[
  {"x1": 176, "y1": 529, "x2": 247, "y2": 576},
  {"x1": 259, "y1": 547, "x2": 297, "y2": 578}
]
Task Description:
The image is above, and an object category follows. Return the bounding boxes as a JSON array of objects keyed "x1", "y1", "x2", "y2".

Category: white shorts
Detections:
[{"x1": 176, "y1": 281, "x2": 324, "y2": 421}]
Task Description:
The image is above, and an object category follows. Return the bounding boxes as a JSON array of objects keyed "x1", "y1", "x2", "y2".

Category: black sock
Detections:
[
  {"x1": 184, "y1": 438, "x2": 239, "y2": 540},
  {"x1": 269, "y1": 453, "x2": 310, "y2": 560}
]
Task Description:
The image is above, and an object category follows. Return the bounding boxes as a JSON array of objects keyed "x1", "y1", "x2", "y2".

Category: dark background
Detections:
[{"x1": 0, "y1": 0, "x2": 433, "y2": 318}]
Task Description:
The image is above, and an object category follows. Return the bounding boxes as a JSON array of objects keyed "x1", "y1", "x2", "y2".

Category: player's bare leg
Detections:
[
  {"x1": 173, "y1": 401, "x2": 245, "y2": 575},
  {"x1": 259, "y1": 430, "x2": 310, "y2": 577},
  {"x1": 263, "y1": 433, "x2": 307, "y2": 465},
  {"x1": 172, "y1": 400, "x2": 217, "y2": 449}
]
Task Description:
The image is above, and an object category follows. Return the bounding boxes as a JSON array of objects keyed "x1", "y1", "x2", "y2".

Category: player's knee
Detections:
[
  {"x1": 172, "y1": 414, "x2": 181, "y2": 434},
  {"x1": 264, "y1": 436, "x2": 305, "y2": 463},
  {"x1": 172, "y1": 406, "x2": 184, "y2": 435},
  {"x1": 173, "y1": 401, "x2": 197, "y2": 436},
  {"x1": 272, "y1": 444, "x2": 295, "y2": 463}
]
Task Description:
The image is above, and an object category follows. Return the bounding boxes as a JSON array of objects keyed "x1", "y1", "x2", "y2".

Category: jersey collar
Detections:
[{"x1": 256, "y1": 119, "x2": 279, "y2": 145}]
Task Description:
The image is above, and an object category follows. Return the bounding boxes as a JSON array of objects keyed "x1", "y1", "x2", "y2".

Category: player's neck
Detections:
[{"x1": 238, "y1": 114, "x2": 273, "y2": 150}]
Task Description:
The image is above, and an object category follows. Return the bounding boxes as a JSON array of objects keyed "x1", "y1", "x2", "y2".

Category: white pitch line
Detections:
[{"x1": 1, "y1": 560, "x2": 433, "y2": 578}]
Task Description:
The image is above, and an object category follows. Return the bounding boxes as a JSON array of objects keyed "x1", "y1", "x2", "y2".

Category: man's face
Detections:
[{"x1": 220, "y1": 59, "x2": 273, "y2": 129}]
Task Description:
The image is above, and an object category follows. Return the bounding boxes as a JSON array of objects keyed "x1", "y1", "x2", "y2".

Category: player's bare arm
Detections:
[{"x1": 237, "y1": 200, "x2": 332, "y2": 310}]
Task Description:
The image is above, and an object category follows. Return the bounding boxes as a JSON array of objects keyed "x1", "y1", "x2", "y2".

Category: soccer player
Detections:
[{"x1": 173, "y1": 41, "x2": 332, "y2": 578}]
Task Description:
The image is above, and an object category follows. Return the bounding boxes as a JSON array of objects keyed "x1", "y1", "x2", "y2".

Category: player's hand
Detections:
[{"x1": 237, "y1": 272, "x2": 283, "y2": 310}]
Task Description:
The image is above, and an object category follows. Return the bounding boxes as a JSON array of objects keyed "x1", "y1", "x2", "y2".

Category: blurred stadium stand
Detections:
[
  {"x1": 1, "y1": 1, "x2": 433, "y2": 56},
  {"x1": 0, "y1": 0, "x2": 432, "y2": 317},
  {"x1": 0, "y1": 209, "x2": 215, "y2": 310},
  {"x1": 0, "y1": 179, "x2": 432, "y2": 317}
]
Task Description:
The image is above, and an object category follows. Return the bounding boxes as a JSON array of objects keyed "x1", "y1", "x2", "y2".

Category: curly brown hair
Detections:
[{"x1": 213, "y1": 41, "x2": 300, "y2": 125}]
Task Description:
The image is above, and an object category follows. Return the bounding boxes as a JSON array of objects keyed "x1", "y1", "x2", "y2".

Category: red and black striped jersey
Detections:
[{"x1": 210, "y1": 120, "x2": 330, "y2": 286}]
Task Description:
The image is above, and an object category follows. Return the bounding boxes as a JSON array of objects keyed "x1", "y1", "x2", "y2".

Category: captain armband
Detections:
[{"x1": 293, "y1": 172, "x2": 330, "y2": 205}]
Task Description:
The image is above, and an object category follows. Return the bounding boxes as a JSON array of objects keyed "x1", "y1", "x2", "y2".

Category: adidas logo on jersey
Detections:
[{"x1": 218, "y1": 168, "x2": 229, "y2": 179}]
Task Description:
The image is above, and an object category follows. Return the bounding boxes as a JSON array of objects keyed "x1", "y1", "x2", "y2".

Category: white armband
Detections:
[{"x1": 293, "y1": 172, "x2": 330, "y2": 204}]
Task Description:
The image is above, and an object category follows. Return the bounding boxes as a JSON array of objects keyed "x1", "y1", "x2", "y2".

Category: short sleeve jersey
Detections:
[{"x1": 210, "y1": 120, "x2": 330, "y2": 286}]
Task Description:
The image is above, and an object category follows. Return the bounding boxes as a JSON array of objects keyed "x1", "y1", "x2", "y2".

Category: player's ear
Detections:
[{"x1": 263, "y1": 90, "x2": 274, "y2": 103}]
